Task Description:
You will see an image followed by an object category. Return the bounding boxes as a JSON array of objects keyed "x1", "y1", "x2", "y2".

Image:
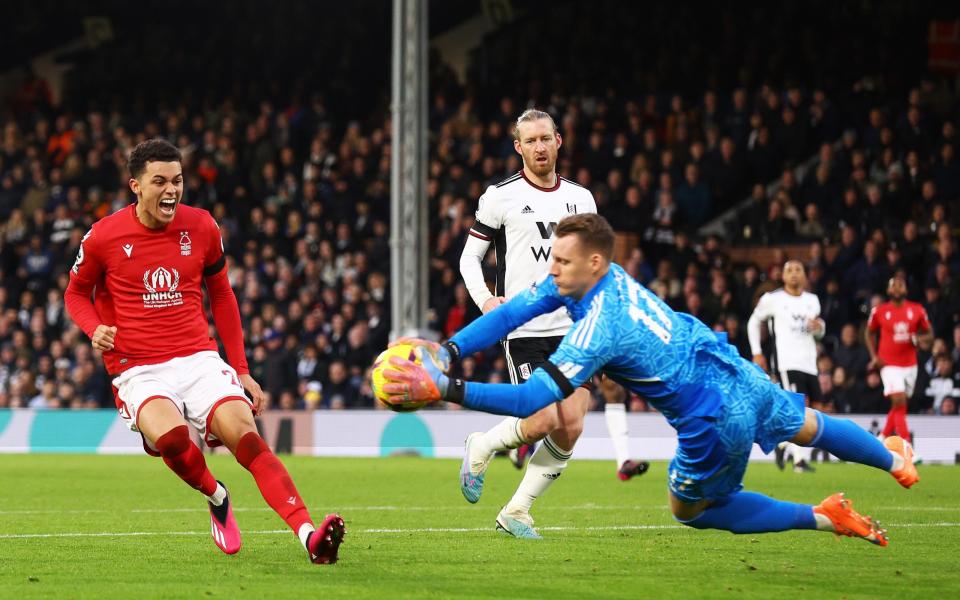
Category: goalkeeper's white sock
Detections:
[
  {"x1": 506, "y1": 435, "x2": 571, "y2": 514},
  {"x1": 474, "y1": 417, "x2": 527, "y2": 456},
  {"x1": 604, "y1": 402, "x2": 631, "y2": 468},
  {"x1": 204, "y1": 482, "x2": 227, "y2": 507}
]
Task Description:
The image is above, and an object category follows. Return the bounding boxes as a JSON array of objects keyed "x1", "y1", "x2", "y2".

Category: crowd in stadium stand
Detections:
[{"x1": 1, "y1": 2, "x2": 959, "y2": 415}]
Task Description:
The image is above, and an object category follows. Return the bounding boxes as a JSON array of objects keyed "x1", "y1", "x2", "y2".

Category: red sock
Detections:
[
  {"x1": 881, "y1": 405, "x2": 897, "y2": 437},
  {"x1": 234, "y1": 432, "x2": 313, "y2": 533},
  {"x1": 893, "y1": 404, "x2": 911, "y2": 439},
  {"x1": 155, "y1": 425, "x2": 218, "y2": 496}
]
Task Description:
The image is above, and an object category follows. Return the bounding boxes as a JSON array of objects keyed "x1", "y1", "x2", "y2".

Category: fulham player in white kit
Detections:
[
  {"x1": 458, "y1": 109, "x2": 647, "y2": 539},
  {"x1": 747, "y1": 260, "x2": 825, "y2": 472}
]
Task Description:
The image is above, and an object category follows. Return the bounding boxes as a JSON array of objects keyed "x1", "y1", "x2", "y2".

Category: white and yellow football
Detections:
[{"x1": 371, "y1": 344, "x2": 427, "y2": 412}]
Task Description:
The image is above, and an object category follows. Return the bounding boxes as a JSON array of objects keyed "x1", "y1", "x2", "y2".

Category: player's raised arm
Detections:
[
  {"x1": 447, "y1": 275, "x2": 564, "y2": 358},
  {"x1": 458, "y1": 313, "x2": 612, "y2": 416},
  {"x1": 391, "y1": 281, "x2": 561, "y2": 368},
  {"x1": 385, "y1": 307, "x2": 611, "y2": 418}
]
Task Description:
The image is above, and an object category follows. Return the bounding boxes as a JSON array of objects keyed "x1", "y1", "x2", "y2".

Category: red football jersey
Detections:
[
  {"x1": 867, "y1": 301, "x2": 930, "y2": 367},
  {"x1": 67, "y1": 204, "x2": 229, "y2": 374}
]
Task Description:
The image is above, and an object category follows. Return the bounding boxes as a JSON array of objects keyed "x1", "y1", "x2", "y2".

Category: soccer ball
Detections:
[{"x1": 371, "y1": 344, "x2": 427, "y2": 412}]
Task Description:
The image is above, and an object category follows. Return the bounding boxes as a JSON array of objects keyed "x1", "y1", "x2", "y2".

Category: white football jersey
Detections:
[
  {"x1": 468, "y1": 171, "x2": 597, "y2": 339},
  {"x1": 747, "y1": 288, "x2": 822, "y2": 375}
]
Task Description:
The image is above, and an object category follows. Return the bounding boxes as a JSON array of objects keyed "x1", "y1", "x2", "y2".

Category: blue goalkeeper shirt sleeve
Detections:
[
  {"x1": 462, "y1": 376, "x2": 561, "y2": 417},
  {"x1": 449, "y1": 275, "x2": 564, "y2": 356},
  {"x1": 461, "y1": 284, "x2": 616, "y2": 417}
]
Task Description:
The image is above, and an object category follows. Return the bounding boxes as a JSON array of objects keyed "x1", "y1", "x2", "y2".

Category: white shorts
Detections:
[
  {"x1": 112, "y1": 351, "x2": 250, "y2": 452},
  {"x1": 879, "y1": 365, "x2": 918, "y2": 398}
]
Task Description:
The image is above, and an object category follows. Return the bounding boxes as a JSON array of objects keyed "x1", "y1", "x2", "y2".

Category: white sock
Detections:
[
  {"x1": 813, "y1": 512, "x2": 834, "y2": 531},
  {"x1": 792, "y1": 444, "x2": 813, "y2": 464},
  {"x1": 890, "y1": 451, "x2": 905, "y2": 472},
  {"x1": 298, "y1": 523, "x2": 316, "y2": 550},
  {"x1": 204, "y1": 482, "x2": 226, "y2": 506},
  {"x1": 475, "y1": 417, "x2": 527, "y2": 456},
  {"x1": 506, "y1": 435, "x2": 571, "y2": 514},
  {"x1": 604, "y1": 402, "x2": 631, "y2": 468}
]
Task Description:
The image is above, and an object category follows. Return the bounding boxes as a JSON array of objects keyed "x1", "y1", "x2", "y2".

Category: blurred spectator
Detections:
[
  {"x1": 922, "y1": 354, "x2": 960, "y2": 414},
  {"x1": 832, "y1": 323, "x2": 870, "y2": 381}
]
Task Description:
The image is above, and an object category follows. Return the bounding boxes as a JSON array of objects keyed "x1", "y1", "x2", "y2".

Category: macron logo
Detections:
[
  {"x1": 521, "y1": 205, "x2": 534, "y2": 214},
  {"x1": 122, "y1": 244, "x2": 133, "y2": 258},
  {"x1": 287, "y1": 496, "x2": 297, "y2": 505}
]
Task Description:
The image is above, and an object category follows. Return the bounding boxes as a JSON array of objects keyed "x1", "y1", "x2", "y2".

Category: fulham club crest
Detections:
[
  {"x1": 519, "y1": 363, "x2": 532, "y2": 380},
  {"x1": 566, "y1": 203, "x2": 578, "y2": 214}
]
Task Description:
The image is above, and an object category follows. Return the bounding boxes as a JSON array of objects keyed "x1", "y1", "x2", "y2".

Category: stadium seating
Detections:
[{"x1": 1, "y1": 1, "x2": 958, "y2": 415}]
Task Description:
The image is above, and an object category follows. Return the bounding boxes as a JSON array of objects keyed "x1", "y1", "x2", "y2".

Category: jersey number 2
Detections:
[{"x1": 222, "y1": 370, "x2": 241, "y2": 387}]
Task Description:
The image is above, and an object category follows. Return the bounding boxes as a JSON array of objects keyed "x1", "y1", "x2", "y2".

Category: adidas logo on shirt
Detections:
[{"x1": 521, "y1": 205, "x2": 534, "y2": 214}]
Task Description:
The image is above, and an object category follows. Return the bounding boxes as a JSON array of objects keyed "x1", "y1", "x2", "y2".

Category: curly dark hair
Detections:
[{"x1": 127, "y1": 138, "x2": 182, "y2": 179}]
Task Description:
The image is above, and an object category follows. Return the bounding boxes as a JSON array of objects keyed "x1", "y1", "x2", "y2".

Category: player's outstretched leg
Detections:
[
  {"x1": 795, "y1": 409, "x2": 918, "y2": 488},
  {"x1": 673, "y1": 491, "x2": 888, "y2": 546},
  {"x1": 213, "y1": 400, "x2": 344, "y2": 564}
]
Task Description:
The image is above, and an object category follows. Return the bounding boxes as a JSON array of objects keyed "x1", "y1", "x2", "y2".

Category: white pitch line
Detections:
[
  {"x1": 0, "y1": 504, "x2": 673, "y2": 516},
  {"x1": 1, "y1": 523, "x2": 959, "y2": 540},
  {"x1": 1, "y1": 504, "x2": 957, "y2": 516}
]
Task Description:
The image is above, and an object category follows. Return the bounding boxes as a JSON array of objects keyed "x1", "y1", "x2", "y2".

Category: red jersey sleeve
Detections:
[
  {"x1": 202, "y1": 215, "x2": 226, "y2": 276},
  {"x1": 867, "y1": 306, "x2": 880, "y2": 331},
  {"x1": 203, "y1": 215, "x2": 249, "y2": 375},
  {"x1": 917, "y1": 306, "x2": 931, "y2": 332},
  {"x1": 64, "y1": 227, "x2": 106, "y2": 338}
]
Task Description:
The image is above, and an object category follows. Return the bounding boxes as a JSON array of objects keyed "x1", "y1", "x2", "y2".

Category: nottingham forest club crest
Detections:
[
  {"x1": 142, "y1": 266, "x2": 184, "y2": 309},
  {"x1": 179, "y1": 231, "x2": 192, "y2": 256}
]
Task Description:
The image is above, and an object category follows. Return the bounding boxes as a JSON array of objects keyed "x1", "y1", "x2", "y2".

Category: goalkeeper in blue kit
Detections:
[{"x1": 383, "y1": 214, "x2": 919, "y2": 544}]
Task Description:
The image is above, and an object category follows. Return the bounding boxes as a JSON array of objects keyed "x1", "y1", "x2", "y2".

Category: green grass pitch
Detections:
[{"x1": 1, "y1": 455, "x2": 958, "y2": 599}]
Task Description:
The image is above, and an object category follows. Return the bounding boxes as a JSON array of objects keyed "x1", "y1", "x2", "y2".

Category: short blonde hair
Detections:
[{"x1": 512, "y1": 109, "x2": 558, "y2": 140}]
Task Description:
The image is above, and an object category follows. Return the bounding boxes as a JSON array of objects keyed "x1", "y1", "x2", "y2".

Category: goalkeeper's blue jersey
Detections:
[{"x1": 450, "y1": 263, "x2": 757, "y2": 425}]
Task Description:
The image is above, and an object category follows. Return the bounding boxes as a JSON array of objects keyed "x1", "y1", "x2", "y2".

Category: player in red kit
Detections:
[
  {"x1": 865, "y1": 276, "x2": 931, "y2": 450},
  {"x1": 64, "y1": 139, "x2": 344, "y2": 564}
]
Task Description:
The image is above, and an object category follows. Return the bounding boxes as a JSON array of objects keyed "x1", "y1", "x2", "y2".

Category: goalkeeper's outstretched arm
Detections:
[{"x1": 447, "y1": 279, "x2": 563, "y2": 358}]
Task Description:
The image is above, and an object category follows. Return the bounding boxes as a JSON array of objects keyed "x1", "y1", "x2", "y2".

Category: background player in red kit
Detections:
[
  {"x1": 865, "y1": 276, "x2": 932, "y2": 444},
  {"x1": 64, "y1": 139, "x2": 344, "y2": 564}
]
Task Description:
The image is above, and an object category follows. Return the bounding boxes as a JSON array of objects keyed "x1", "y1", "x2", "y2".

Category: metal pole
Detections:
[{"x1": 390, "y1": 0, "x2": 429, "y2": 340}]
